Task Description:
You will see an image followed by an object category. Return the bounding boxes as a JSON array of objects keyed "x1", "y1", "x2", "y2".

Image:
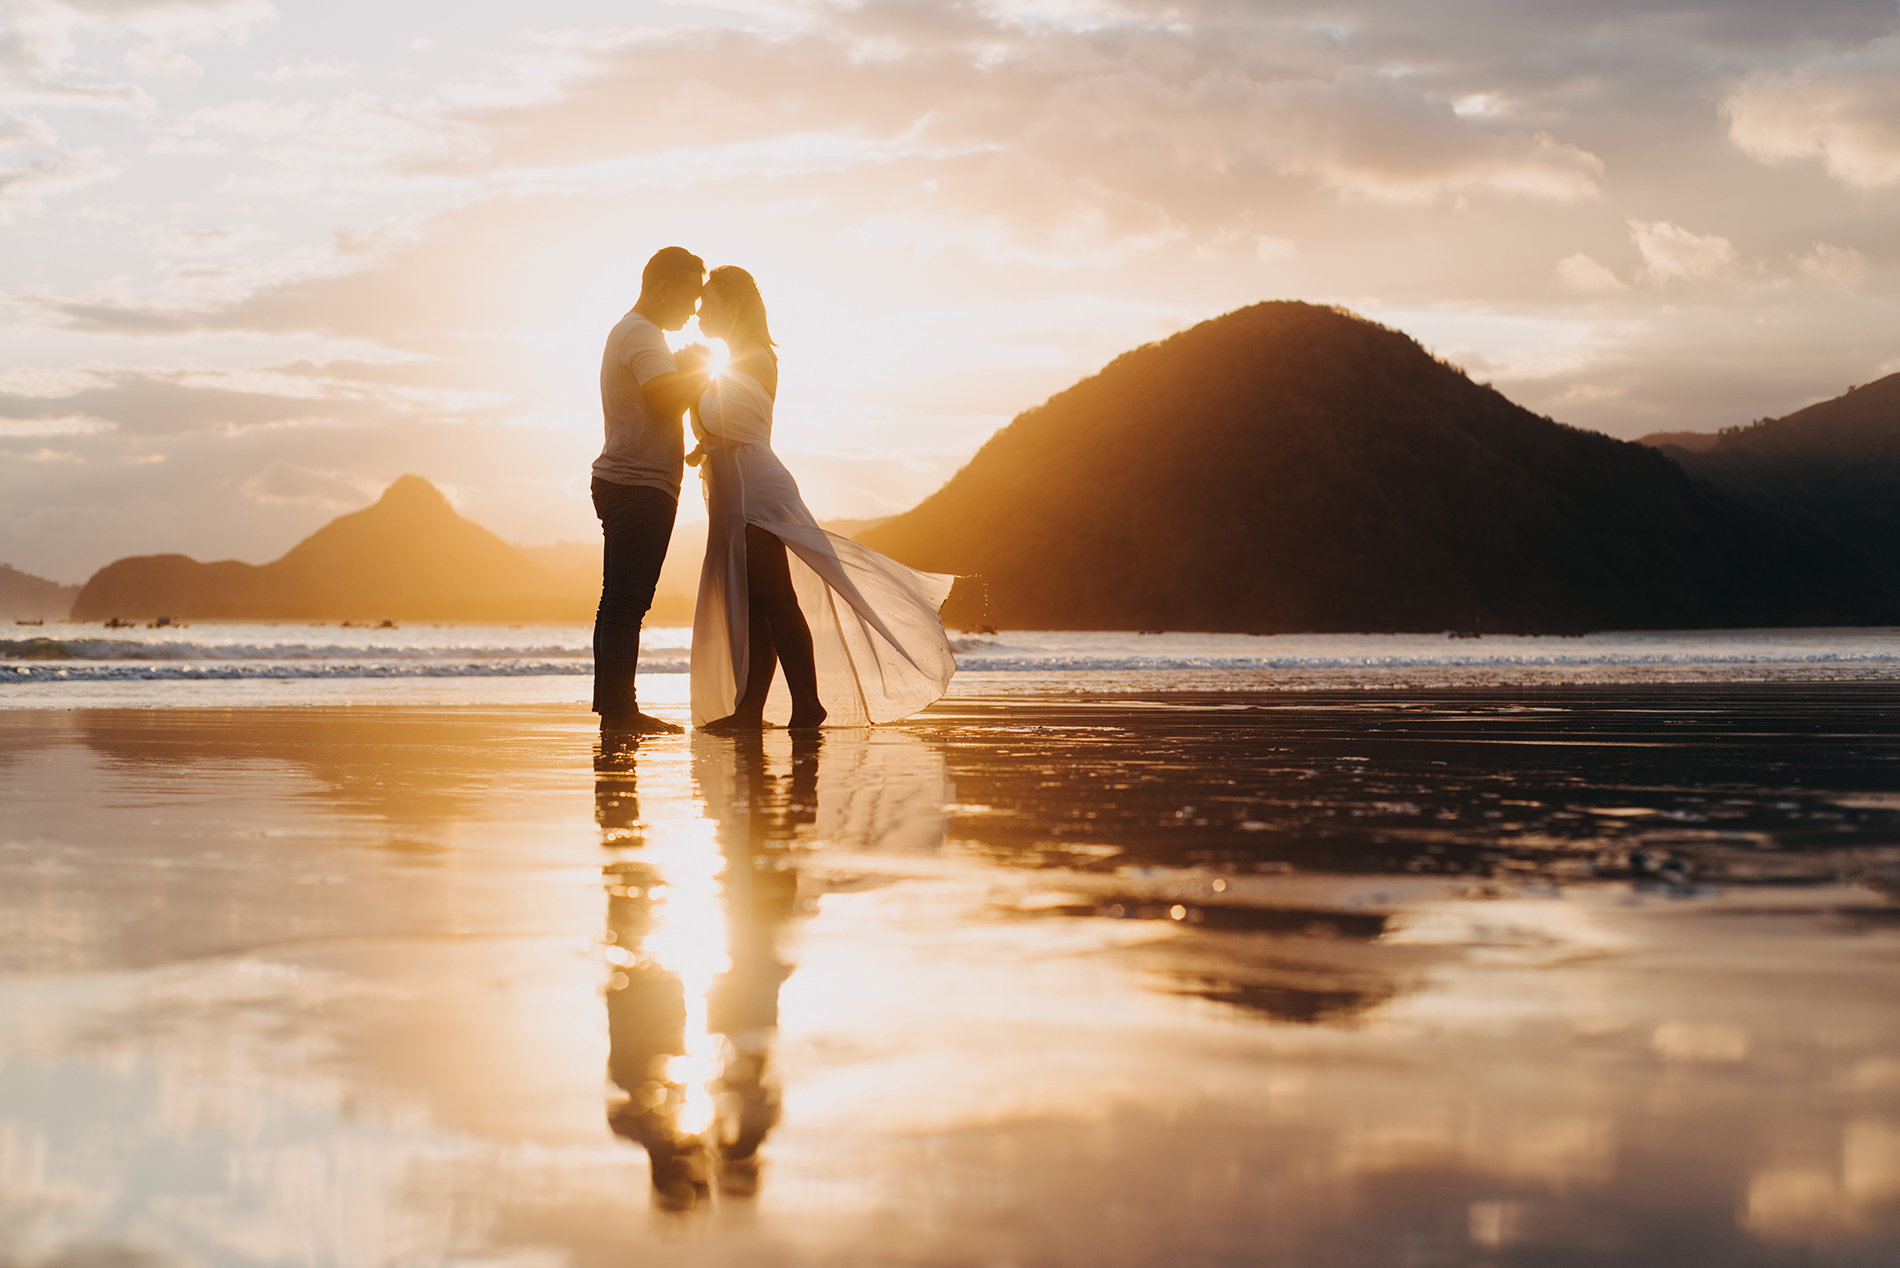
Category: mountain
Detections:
[
  {"x1": 1634, "y1": 431, "x2": 1720, "y2": 454},
  {"x1": 0, "y1": 563, "x2": 81, "y2": 621},
  {"x1": 861, "y1": 302, "x2": 1899, "y2": 633},
  {"x1": 1641, "y1": 373, "x2": 1900, "y2": 566},
  {"x1": 73, "y1": 476, "x2": 600, "y2": 623}
]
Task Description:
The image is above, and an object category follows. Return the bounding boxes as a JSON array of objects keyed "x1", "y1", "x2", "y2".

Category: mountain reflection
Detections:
[{"x1": 595, "y1": 732, "x2": 814, "y2": 1210}]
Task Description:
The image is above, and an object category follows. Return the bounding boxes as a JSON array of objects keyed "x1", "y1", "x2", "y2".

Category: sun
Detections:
[{"x1": 680, "y1": 318, "x2": 731, "y2": 376}]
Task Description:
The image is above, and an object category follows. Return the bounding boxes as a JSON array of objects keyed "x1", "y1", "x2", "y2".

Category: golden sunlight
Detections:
[
  {"x1": 628, "y1": 814, "x2": 728, "y2": 1138},
  {"x1": 644, "y1": 824, "x2": 728, "y2": 1138},
  {"x1": 680, "y1": 317, "x2": 733, "y2": 378}
]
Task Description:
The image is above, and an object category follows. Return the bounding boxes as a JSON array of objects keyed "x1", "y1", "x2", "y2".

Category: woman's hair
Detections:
[{"x1": 706, "y1": 265, "x2": 777, "y2": 357}]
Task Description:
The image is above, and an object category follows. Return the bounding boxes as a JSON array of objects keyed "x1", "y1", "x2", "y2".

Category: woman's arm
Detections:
[{"x1": 729, "y1": 350, "x2": 778, "y2": 399}]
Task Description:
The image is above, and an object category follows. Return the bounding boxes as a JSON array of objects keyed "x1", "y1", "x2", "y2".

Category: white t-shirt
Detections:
[{"x1": 591, "y1": 311, "x2": 683, "y2": 497}]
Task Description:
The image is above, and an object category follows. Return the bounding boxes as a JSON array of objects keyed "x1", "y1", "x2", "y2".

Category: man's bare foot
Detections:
[
  {"x1": 600, "y1": 712, "x2": 683, "y2": 735},
  {"x1": 698, "y1": 713, "x2": 765, "y2": 733},
  {"x1": 787, "y1": 705, "x2": 827, "y2": 730}
]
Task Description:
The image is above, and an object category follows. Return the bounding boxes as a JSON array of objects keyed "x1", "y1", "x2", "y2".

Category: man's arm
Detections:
[{"x1": 640, "y1": 369, "x2": 713, "y2": 419}]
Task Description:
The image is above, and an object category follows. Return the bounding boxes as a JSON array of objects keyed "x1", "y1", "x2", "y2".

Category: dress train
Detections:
[{"x1": 689, "y1": 372, "x2": 957, "y2": 727}]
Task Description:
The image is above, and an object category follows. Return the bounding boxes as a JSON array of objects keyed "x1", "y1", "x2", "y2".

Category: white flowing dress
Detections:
[{"x1": 688, "y1": 371, "x2": 957, "y2": 727}]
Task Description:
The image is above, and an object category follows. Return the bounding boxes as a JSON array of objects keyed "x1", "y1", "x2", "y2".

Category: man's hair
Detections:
[{"x1": 641, "y1": 246, "x2": 705, "y2": 292}]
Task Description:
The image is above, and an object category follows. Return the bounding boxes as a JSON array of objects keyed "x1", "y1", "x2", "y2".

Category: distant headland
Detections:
[
  {"x1": 69, "y1": 476, "x2": 607, "y2": 624},
  {"x1": 38, "y1": 302, "x2": 1900, "y2": 633},
  {"x1": 0, "y1": 563, "x2": 81, "y2": 622},
  {"x1": 862, "y1": 302, "x2": 1900, "y2": 633}
]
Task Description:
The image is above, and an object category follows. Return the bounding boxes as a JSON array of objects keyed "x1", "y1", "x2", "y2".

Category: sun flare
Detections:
[{"x1": 681, "y1": 321, "x2": 732, "y2": 378}]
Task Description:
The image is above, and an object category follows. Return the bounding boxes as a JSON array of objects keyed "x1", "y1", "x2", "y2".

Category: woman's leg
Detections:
[
  {"x1": 704, "y1": 526, "x2": 825, "y2": 730},
  {"x1": 743, "y1": 525, "x2": 826, "y2": 728},
  {"x1": 725, "y1": 595, "x2": 777, "y2": 725}
]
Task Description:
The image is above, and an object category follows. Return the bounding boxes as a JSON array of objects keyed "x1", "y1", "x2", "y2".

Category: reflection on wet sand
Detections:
[
  {"x1": 596, "y1": 733, "x2": 807, "y2": 1210},
  {"x1": 586, "y1": 727, "x2": 955, "y2": 1212},
  {"x1": 1, "y1": 689, "x2": 1899, "y2": 1265}
]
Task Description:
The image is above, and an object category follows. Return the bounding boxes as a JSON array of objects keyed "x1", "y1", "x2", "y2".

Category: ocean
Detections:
[{"x1": 4, "y1": 621, "x2": 1900, "y2": 707}]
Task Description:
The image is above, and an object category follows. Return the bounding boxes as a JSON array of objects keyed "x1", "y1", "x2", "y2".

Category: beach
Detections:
[
  {"x1": 4, "y1": 664, "x2": 1899, "y2": 1266},
  {"x1": 11, "y1": 0, "x2": 1900, "y2": 1260}
]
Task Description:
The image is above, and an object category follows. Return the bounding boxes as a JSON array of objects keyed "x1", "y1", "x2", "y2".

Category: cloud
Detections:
[
  {"x1": 1793, "y1": 241, "x2": 1871, "y2": 287},
  {"x1": 1557, "y1": 253, "x2": 1625, "y2": 292},
  {"x1": 0, "y1": 107, "x2": 119, "y2": 220},
  {"x1": 1628, "y1": 219, "x2": 1738, "y2": 284},
  {"x1": 0, "y1": 0, "x2": 270, "y2": 108},
  {"x1": 16, "y1": 196, "x2": 523, "y2": 339},
  {"x1": 0, "y1": 144, "x2": 120, "y2": 222},
  {"x1": 1228, "y1": 69, "x2": 1605, "y2": 203},
  {"x1": 0, "y1": 110, "x2": 56, "y2": 150},
  {"x1": 238, "y1": 460, "x2": 381, "y2": 510},
  {"x1": 256, "y1": 59, "x2": 354, "y2": 84},
  {"x1": 7, "y1": 5, "x2": 1617, "y2": 338},
  {"x1": 0, "y1": 367, "x2": 325, "y2": 434},
  {"x1": 1724, "y1": 38, "x2": 1900, "y2": 188},
  {"x1": 449, "y1": 12, "x2": 1606, "y2": 268},
  {"x1": 157, "y1": 91, "x2": 485, "y2": 197},
  {"x1": 0, "y1": 359, "x2": 517, "y2": 438},
  {"x1": 125, "y1": 42, "x2": 202, "y2": 79},
  {"x1": 0, "y1": 413, "x2": 110, "y2": 436},
  {"x1": 146, "y1": 222, "x2": 274, "y2": 258}
]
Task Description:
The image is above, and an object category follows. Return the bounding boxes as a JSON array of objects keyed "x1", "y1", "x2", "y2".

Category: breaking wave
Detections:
[
  {"x1": 1, "y1": 659, "x2": 681, "y2": 682},
  {"x1": 0, "y1": 637, "x2": 593, "y2": 662},
  {"x1": 5, "y1": 626, "x2": 1899, "y2": 684}
]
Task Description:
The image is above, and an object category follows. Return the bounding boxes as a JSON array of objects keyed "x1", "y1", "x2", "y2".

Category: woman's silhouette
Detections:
[{"x1": 684, "y1": 266, "x2": 957, "y2": 730}]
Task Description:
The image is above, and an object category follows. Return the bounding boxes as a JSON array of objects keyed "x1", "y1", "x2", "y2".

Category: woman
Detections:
[{"x1": 684, "y1": 266, "x2": 957, "y2": 730}]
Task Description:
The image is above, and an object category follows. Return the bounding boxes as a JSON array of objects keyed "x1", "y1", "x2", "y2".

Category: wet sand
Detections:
[{"x1": 3, "y1": 685, "x2": 1899, "y2": 1266}]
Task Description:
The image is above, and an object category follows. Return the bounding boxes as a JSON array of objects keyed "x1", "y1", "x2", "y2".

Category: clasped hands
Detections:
[{"x1": 677, "y1": 342, "x2": 716, "y2": 467}]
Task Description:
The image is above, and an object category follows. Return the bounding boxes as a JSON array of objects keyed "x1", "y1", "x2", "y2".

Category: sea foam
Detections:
[{"x1": 4, "y1": 624, "x2": 1898, "y2": 685}]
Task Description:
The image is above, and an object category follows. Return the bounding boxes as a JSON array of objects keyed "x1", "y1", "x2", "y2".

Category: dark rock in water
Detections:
[
  {"x1": 863, "y1": 302, "x2": 1900, "y2": 633},
  {"x1": 0, "y1": 563, "x2": 80, "y2": 621},
  {"x1": 72, "y1": 475, "x2": 597, "y2": 623},
  {"x1": 1645, "y1": 373, "x2": 1900, "y2": 574}
]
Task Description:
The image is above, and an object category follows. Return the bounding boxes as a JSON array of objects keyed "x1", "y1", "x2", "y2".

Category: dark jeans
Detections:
[{"x1": 592, "y1": 478, "x2": 678, "y2": 717}]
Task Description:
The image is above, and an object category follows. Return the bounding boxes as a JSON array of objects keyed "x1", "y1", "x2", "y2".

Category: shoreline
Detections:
[{"x1": 8, "y1": 658, "x2": 1900, "y2": 710}]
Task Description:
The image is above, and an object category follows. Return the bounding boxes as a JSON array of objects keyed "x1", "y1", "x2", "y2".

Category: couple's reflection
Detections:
[{"x1": 595, "y1": 731, "x2": 814, "y2": 1212}]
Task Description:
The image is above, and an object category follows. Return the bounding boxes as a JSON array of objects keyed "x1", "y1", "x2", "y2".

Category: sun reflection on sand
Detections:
[
  {"x1": 598, "y1": 730, "x2": 835, "y2": 1209},
  {"x1": 639, "y1": 824, "x2": 726, "y2": 1139}
]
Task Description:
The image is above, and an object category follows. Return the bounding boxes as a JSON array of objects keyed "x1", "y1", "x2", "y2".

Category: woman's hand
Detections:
[{"x1": 673, "y1": 342, "x2": 714, "y2": 376}]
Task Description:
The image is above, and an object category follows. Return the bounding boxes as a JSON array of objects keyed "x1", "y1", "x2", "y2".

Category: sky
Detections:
[{"x1": 2, "y1": 0, "x2": 1898, "y2": 584}]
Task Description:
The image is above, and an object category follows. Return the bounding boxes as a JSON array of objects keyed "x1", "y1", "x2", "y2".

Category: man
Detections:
[{"x1": 592, "y1": 246, "x2": 714, "y2": 735}]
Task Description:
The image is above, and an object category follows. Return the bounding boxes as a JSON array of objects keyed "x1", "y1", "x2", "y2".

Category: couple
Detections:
[{"x1": 590, "y1": 246, "x2": 957, "y2": 736}]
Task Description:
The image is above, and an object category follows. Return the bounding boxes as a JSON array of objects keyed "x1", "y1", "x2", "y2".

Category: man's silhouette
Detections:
[{"x1": 591, "y1": 246, "x2": 713, "y2": 736}]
